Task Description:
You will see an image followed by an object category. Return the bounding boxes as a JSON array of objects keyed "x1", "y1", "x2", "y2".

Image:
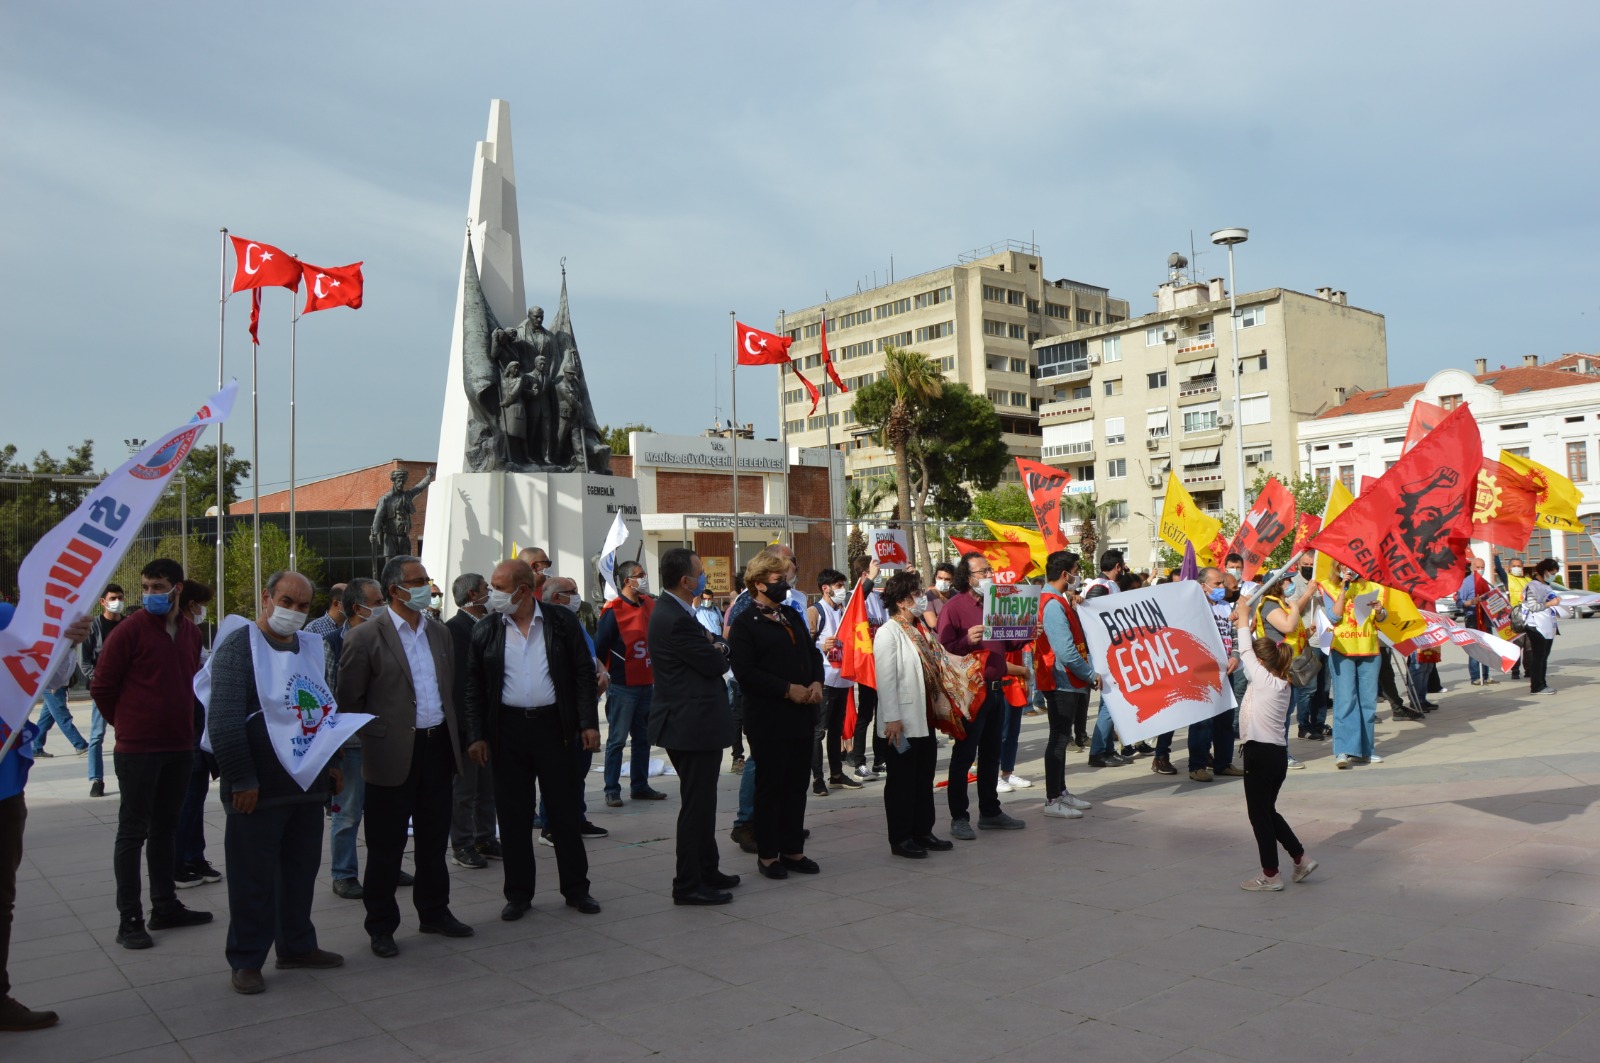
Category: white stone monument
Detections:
[{"x1": 421, "y1": 100, "x2": 640, "y2": 609}]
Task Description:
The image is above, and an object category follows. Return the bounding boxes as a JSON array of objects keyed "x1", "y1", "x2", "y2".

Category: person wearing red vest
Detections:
[
  {"x1": 1037, "y1": 551, "x2": 1097, "y2": 819},
  {"x1": 595, "y1": 561, "x2": 667, "y2": 806}
]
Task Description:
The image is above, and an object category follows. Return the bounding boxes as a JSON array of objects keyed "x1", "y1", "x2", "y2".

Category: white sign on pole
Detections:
[{"x1": 869, "y1": 528, "x2": 909, "y2": 568}]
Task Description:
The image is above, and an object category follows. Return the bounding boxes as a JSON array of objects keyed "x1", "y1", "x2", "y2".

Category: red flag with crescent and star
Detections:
[
  {"x1": 299, "y1": 262, "x2": 364, "y2": 314},
  {"x1": 736, "y1": 321, "x2": 821, "y2": 413},
  {"x1": 1015, "y1": 458, "x2": 1072, "y2": 551},
  {"x1": 229, "y1": 235, "x2": 302, "y2": 292},
  {"x1": 836, "y1": 579, "x2": 877, "y2": 740},
  {"x1": 248, "y1": 289, "x2": 262, "y2": 347},
  {"x1": 818, "y1": 313, "x2": 848, "y2": 395}
]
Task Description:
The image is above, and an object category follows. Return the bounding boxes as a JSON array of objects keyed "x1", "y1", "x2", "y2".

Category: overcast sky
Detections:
[{"x1": 3, "y1": 2, "x2": 1596, "y2": 496}]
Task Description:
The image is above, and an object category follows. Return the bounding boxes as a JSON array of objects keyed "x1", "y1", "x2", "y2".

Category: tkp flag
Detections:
[
  {"x1": 1015, "y1": 457, "x2": 1072, "y2": 552},
  {"x1": 1227, "y1": 476, "x2": 1296, "y2": 581},
  {"x1": 230, "y1": 235, "x2": 302, "y2": 292},
  {"x1": 1309, "y1": 403, "x2": 1481, "y2": 604},
  {"x1": 300, "y1": 261, "x2": 364, "y2": 313}
]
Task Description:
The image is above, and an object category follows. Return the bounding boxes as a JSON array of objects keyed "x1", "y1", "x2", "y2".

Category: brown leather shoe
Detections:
[
  {"x1": 230, "y1": 969, "x2": 265, "y2": 995},
  {"x1": 275, "y1": 949, "x2": 344, "y2": 970},
  {"x1": 0, "y1": 995, "x2": 60, "y2": 1031},
  {"x1": 1215, "y1": 765, "x2": 1246, "y2": 777},
  {"x1": 1189, "y1": 768, "x2": 1213, "y2": 782}
]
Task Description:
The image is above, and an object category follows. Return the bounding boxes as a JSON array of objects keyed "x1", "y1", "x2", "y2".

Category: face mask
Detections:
[
  {"x1": 104, "y1": 599, "x2": 125, "y2": 615},
  {"x1": 629, "y1": 576, "x2": 648, "y2": 594},
  {"x1": 267, "y1": 606, "x2": 307, "y2": 637},
  {"x1": 400, "y1": 584, "x2": 434, "y2": 613},
  {"x1": 1511, "y1": 567, "x2": 1523, "y2": 576},
  {"x1": 1298, "y1": 566, "x2": 1314, "y2": 580},
  {"x1": 1227, "y1": 568, "x2": 1243, "y2": 579},
  {"x1": 978, "y1": 578, "x2": 994, "y2": 594},
  {"x1": 830, "y1": 587, "x2": 847, "y2": 605},
  {"x1": 935, "y1": 579, "x2": 952, "y2": 594},
  {"x1": 913, "y1": 594, "x2": 929, "y2": 614},
  {"x1": 429, "y1": 594, "x2": 443, "y2": 610},
  {"x1": 486, "y1": 587, "x2": 519, "y2": 615},
  {"x1": 1207, "y1": 586, "x2": 1227, "y2": 604},
  {"x1": 764, "y1": 579, "x2": 792, "y2": 603},
  {"x1": 1068, "y1": 576, "x2": 1083, "y2": 592},
  {"x1": 692, "y1": 572, "x2": 707, "y2": 596},
  {"x1": 143, "y1": 589, "x2": 174, "y2": 616},
  {"x1": 191, "y1": 606, "x2": 207, "y2": 624}
]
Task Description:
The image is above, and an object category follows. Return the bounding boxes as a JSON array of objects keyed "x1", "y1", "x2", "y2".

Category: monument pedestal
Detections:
[{"x1": 421, "y1": 471, "x2": 639, "y2": 608}]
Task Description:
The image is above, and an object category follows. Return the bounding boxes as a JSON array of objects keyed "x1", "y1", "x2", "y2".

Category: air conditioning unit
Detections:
[
  {"x1": 1176, "y1": 317, "x2": 1193, "y2": 330},
  {"x1": 1145, "y1": 474, "x2": 1162, "y2": 487},
  {"x1": 1145, "y1": 437, "x2": 1160, "y2": 450},
  {"x1": 1216, "y1": 412, "x2": 1235, "y2": 428},
  {"x1": 1245, "y1": 452, "x2": 1262, "y2": 465},
  {"x1": 1162, "y1": 330, "x2": 1177, "y2": 342},
  {"x1": 1087, "y1": 353, "x2": 1101, "y2": 366}
]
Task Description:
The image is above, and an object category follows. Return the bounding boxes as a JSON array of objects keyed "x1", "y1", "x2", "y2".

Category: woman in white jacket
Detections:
[{"x1": 875, "y1": 572, "x2": 953, "y2": 860}]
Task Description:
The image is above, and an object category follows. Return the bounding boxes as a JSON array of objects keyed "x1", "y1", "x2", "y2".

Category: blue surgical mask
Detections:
[
  {"x1": 143, "y1": 589, "x2": 174, "y2": 616},
  {"x1": 693, "y1": 572, "x2": 707, "y2": 596},
  {"x1": 401, "y1": 584, "x2": 433, "y2": 613},
  {"x1": 1207, "y1": 586, "x2": 1227, "y2": 604}
]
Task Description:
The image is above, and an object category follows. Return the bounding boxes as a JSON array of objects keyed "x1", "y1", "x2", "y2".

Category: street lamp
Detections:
[{"x1": 1211, "y1": 227, "x2": 1250, "y2": 518}]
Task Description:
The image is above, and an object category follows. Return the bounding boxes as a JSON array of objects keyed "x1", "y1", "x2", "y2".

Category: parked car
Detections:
[
  {"x1": 1553, "y1": 588, "x2": 1598, "y2": 619},
  {"x1": 1433, "y1": 597, "x2": 1461, "y2": 620}
]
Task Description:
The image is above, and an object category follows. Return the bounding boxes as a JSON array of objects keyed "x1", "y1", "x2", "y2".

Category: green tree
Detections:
[
  {"x1": 108, "y1": 523, "x2": 325, "y2": 622},
  {"x1": 147, "y1": 444, "x2": 251, "y2": 523},
  {"x1": 969, "y1": 485, "x2": 1034, "y2": 526},
  {"x1": 845, "y1": 476, "x2": 894, "y2": 560},
  {"x1": 599, "y1": 424, "x2": 652, "y2": 457},
  {"x1": 849, "y1": 347, "x2": 943, "y2": 571},
  {"x1": 915, "y1": 386, "x2": 1010, "y2": 519},
  {"x1": 1060, "y1": 492, "x2": 1126, "y2": 563},
  {"x1": 0, "y1": 440, "x2": 97, "y2": 597}
]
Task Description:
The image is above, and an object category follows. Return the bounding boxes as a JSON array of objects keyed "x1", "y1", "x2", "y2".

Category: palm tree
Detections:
[
  {"x1": 878, "y1": 347, "x2": 944, "y2": 571},
  {"x1": 845, "y1": 475, "x2": 894, "y2": 560},
  {"x1": 1059, "y1": 492, "x2": 1125, "y2": 564}
]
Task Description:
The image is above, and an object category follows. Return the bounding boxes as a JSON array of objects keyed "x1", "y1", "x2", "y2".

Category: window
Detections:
[
  {"x1": 1037, "y1": 340, "x2": 1088, "y2": 379},
  {"x1": 784, "y1": 419, "x2": 804, "y2": 435},
  {"x1": 1313, "y1": 444, "x2": 1329, "y2": 452},
  {"x1": 878, "y1": 331, "x2": 912, "y2": 350},
  {"x1": 1107, "y1": 457, "x2": 1127, "y2": 479},
  {"x1": 1182, "y1": 402, "x2": 1219, "y2": 434},
  {"x1": 1027, "y1": 331, "x2": 1041, "y2": 343},
  {"x1": 1105, "y1": 417, "x2": 1125, "y2": 445},
  {"x1": 1195, "y1": 320, "x2": 1214, "y2": 341},
  {"x1": 1007, "y1": 290, "x2": 1025, "y2": 306},
  {"x1": 914, "y1": 321, "x2": 954, "y2": 342},
  {"x1": 1045, "y1": 302, "x2": 1071, "y2": 320},
  {"x1": 873, "y1": 297, "x2": 911, "y2": 319},
  {"x1": 785, "y1": 328, "x2": 800, "y2": 341},
  {"x1": 835, "y1": 308, "x2": 872, "y2": 330},
  {"x1": 804, "y1": 354, "x2": 822, "y2": 368},
  {"x1": 1505, "y1": 446, "x2": 1530, "y2": 458},
  {"x1": 1026, "y1": 298, "x2": 1039, "y2": 313},
  {"x1": 986, "y1": 354, "x2": 1009, "y2": 372},
  {"x1": 783, "y1": 388, "x2": 806, "y2": 405},
  {"x1": 987, "y1": 389, "x2": 1007, "y2": 404},
  {"x1": 1315, "y1": 467, "x2": 1331, "y2": 490},
  {"x1": 937, "y1": 356, "x2": 955, "y2": 371},
  {"x1": 1566, "y1": 415, "x2": 1585, "y2": 423},
  {"x1": 1076, "y1": 308, "x2": 1091, "y2": 324},
  {"x1": 1107, "y1": 314, "x2": 1124, "y2": 323},
  {"x1": 1042, "y1": 420, "x2": 1094, "y2": 458},
  {"x1": 1146, "y1": 326, "x2": 1166, "y2": 346},
  {"x1": 1148, "y1": 370, "x2": 1168, "y2": 389},
  {"x1": 1569, "y1": 441, "x2": 1589, "y2": 482},
  {"x1": 1071, "y1": 385, "x2": 1091, "y2": 400},
  {"x1": 1339, "y1": 465, "x2": 1356, "y2": 491},
  {"x1": 1010, "y1": 391, "x2": 1028, "y2": 407},
  {"x1": 982, "y1": 285, "x2": 1008, "y2": 303},
  {"x1": 1255, "y1": 354, "x2": 1268, "y2": 371},
  {"x1": 983, "y1": 319, "x2": 1007, "y2": 337},
  {"x1": 1010, "y1": 358, "x2": 1027, "y2": 374},
  {"x1": 1146, "y1": 408, "x2": 1170, "y2": 440},
  {"x1": 1500, "y1": 422, "x2": 1529, "y2": 431},
  {"x1": 1075, "y1": 464, "x2": 1095, "y2": 482},
  {"x1": 1238, "y1": 305, "x2": 1266, "y2": 329},
  {"x1": 1008, "y1": 323, "x2": 1027, "y2": 340},
  {"x1": 1182, "y1": 448, "x2": 1221, "y2": 470},
  {"x1": 1439, "y1": 394, "x2": 1463, "y2": 411},
  {"x1": 1094, "y1": 311, "x2": 1102, "y2": 325},
  {"x1": 1239, "y1": 394, "x2": 1271, "y2": 426},
  {"x1": 1180, "y1": 359, "x2": 1217, "y2": 387},
  {"x1": 806, "y1": 413, "x2": 840, "y2": 430},
  {"x1": 914, "y1": 286, "x2": 953, "y2": 308},
  {"x1": 1107, "y1": 501, "x2": 1128, "y2": 522},
  {"x1": 1104, "y1": 378, "x2": 1123, "y2": 397},
  {"x1": 1244, "y1": 444, "x2": 1272, "y2": 466},
  {"x1": 838, "y1": 339, "x2": 873, "y2": 361},
  {"x1": 1101, "y1": 335, "x2": 1122, "y2": 362},
  {"x1": 803, "y1": 321, "x2": 821, "y2": 338},
  {"x1": 1337, "y1": 441, "x2": 1353, "y2": 449}
]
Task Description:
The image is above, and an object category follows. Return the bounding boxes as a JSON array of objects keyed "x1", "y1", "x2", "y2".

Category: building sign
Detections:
[
  {"x1": 631, "y1": 432, "x2": 786, "y2": 473},
  {"x1": 703, "y1": 556, "x2": 732, "y2": 595},
  {"x1": 691, "y1": 515, "x2": 795, "y2": 530}
]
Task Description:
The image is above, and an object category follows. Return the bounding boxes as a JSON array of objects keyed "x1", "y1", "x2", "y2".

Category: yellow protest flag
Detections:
[
  {"x1": 1499, "y1": 451, "x2": 1584, "y2": 533},
  {"x1": 1376, "y1": 586, "x2": 1429, "y2": 647},
  {"x1": 1157, "y1": 473, "x2": 1223, "y2": 564},
  {"x1": 510, "y1": 541, "x2": 521, "y2": 561},
  {"x1": 1313, "y1": 481, "x2": 1356, "y2": 585},
  {"x1": 981, "y1": 519, "x2": 1048, "y2": 576}
]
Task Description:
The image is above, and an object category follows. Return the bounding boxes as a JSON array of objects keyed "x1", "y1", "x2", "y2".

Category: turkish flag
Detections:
[
  {"x1": 1227, "y1": 476, "x2": 1296, "y2": 581},
  {"x1": 300, "y1": 261, "x2": 364, "y2": 313},
  {"x1": 949, "y1": 537, "x2": 1034, "y2": 585},
  {"x1": 735, "y1": 322, "x2": 793, "y2": 365},
  {"x1": 1291, "y1": 513, "x2": 1321, "y2": 555},
  {"x1": 1015, "y1": 458, "x2": 1072, "y2": 551},
  {"x1": 838, "y1": 579, "x2": 877, "y2": 691},
  {"x1": 1403, "y1": 399, "x2": 1448, "y2": 453},
  {"x1": 793, "y1": 366, "x2": 820, "y2": 414},
  {"x1": 1309, "y1": 403, "x2": 1481, "y2": 603},
  {"x1": 1472, "y1": 456, "x2": 1539, "y2": 551},
  {"x1": 229, "y1": 235, "x2": 302, "y2": 292},
  {"x1": 248, "y1": 289, "x2": 262, "y2": 347},
  {"x1": 818, "y1": 315, "x2": 848, "y2": 395}
]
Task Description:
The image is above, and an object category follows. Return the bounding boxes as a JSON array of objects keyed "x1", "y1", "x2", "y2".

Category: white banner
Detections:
[
  {"x1": 597, "y1": 509, "x2": 629, "y2": 600},
  {"x1": 1079, "y1": 581, "x2": 1234, "y2": 743},
  {"x1": 0, "y1": 382, "x2": 237, "y2": 744},
  {"x1": 869, "y1": 528, "x2": 910, "y2": 568}
]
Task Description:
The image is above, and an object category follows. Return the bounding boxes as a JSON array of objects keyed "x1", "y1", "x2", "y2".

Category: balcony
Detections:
[
  {"x1": 1039, "y1": 398, "x2": 1094, "y2": 425},
  {"x1": 1174, "y1": 338, "x2": 1217, "y2": 361},
  {"x1": 1177, "y1": 382, "x2": 1219, "y2": 405},
  {"x1": 1035, "y1": 361, "x2": 1093, "y2": 385},
  {"x1": 1041, "y1": 441, "x2": 1096, "y2": 462}
]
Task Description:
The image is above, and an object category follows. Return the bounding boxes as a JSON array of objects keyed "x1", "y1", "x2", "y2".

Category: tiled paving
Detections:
[{"x1": 8, "y1": 621, "x2": 1600, "y2": 1061}]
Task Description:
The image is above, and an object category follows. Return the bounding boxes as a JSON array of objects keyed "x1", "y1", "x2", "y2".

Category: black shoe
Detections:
[
  {"x1": 500, "y1": 901, "x2": 532, "y2": 922},
  {"x1": 757, "y1": 860, "x2": 788, "y2": 880},
  {"x1": 891, "y1": 839, "x2": 929, "y2": 859},
  {"x1": 89, "y1": 780, "x2": 105, "y2": 798},
  {"x1": 631, "y1": 788, "x2": 668, "y2": 801},
  {"x1": 370, "y1": 933, "x2": 398, "y2": 958},
  {"x1": 565, "y1": 895, "x2": 602, "y2": 915},
  {"x1": 397, "y1": 871, "x2": 415, "y2": 887},
  {"x1": 579, "y1": 821, "x2": 609, "y2": 839},
  {"x1": 0, "y1": 996, "x2": 60, "y2": 1031},
  {"x1": 812, "y1": 780, "x2": 829, "y2": 797},
  {"x1": 729, "y1": 823, "x2": 758, "y2": 854},
  {"x1": 477, "y1": 840, "x2": 504, "y2": 860},
  {"x1": 1420, "y1": 702, "x2": 1439, "y2": 711},
  {"x1": 116, "y1": 920, "x2": 153, "y2": 950},
  {"x1": 1134, "y1": 741, "x2": 1155, "y2": 755},
  {"x1": 452, "y1": 846, "x2": 489, "y2": 869},
  {"x1": 1320, "y1": 725, "x2": 1333, "y2": 737},
  {"x1": 704, "y1": 871, "x2": 742, "y2": 890},
  {"x1": 195, "y1": 861, "x2": 222, "y2": 884},
  {"x1": 418, "y1": 915, "x2": 474, "y2": 938},
  {"x1": 914, "y1": 834, "x2": 954, "y2": 851},
  {"x1": 174, "y1": 864, "x2": 204, "y2": 889},
  {"x1": 148, "y1": 904, "x2": 212, "y2": 930},
  {"x1": 674, "y1": 888, "x2": 733, "y2": 906},
  {"x1": 1395, "y1": 707, "x2": 1426, "y2": 722},
  {"x1": 779, "y1": 855, "x2": 820, "y2": 874},
  {"x1": 828, "y1": 773, "x2": 863, "y2": 790},
  {"x1": 331, "y1": 877, "x2": 364, "y2": 900},
  {"x1": 1087, "y1": 755, "x2": 1110, "y2": 767}
]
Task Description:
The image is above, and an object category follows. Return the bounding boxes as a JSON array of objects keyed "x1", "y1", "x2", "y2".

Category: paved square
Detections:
[{"x1": 8, "y1": 623, "x2": 1599, "y2": 1061}]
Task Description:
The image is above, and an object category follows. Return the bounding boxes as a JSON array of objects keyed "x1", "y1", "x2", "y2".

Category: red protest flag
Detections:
[
  {"x1": 735, "y1": 322, "x2": 794, "y2": 365},
  {"x1": 837, "y1": 580, "x2": 876, "y2": 690},
  {"x1": 818, "y1": 314, "x2": 848, "y2": 394},
  {"x1": 1228, "y1": 476, "x2": 1296, "y2": 581},
  {"x1": 1290, "y1": 513, "x2": 1321, "y2": 555},
  {"x1": 949, "y1": 537, "x2": 1034, "y2": 585},
  {"x1": 1015, "y1": 458, "x2": 1072, "y2": 551},
  {"x1": 1308, "y1": 403, "x2": 1481, "y2": 603},
  {"x1": 300, "y1": 261, "x2": 364, "y2": 313},
  {"x1": 1472, "y1": 456, "x2": 1539, "y2": 551},
  {"x1": 229, "y1": 235, "x2": 302, "y2": 292},
  {"x1": 1402, "y1": 399, "x2": 1448, "y2": 453}
]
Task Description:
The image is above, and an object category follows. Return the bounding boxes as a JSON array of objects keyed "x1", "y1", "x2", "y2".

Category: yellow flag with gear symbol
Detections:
[
  {"x1": 1157, "y1": 473, "x2": 1224, "y2": 566},
  {"x1": 1499, "y1": 451, "x2": 1584, "y2": 533}
]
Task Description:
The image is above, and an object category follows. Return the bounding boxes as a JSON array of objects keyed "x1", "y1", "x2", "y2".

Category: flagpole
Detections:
[
  {"x1": 820, "y1": 301, "x2": 833, "y2": 469},
  {"x1": 251, "y1": 292, "x2": 262, "y2": 615},
  {"x1": 288, "y1": 291, "x2": 299, "y2": 572},
  {"x1": 216, "y1": 229, "x2": 228, "y2": 611},
  {"x1": 729, "y1": 311, "x2": 740, "y2": 568},
  {"x1": 779, "y1": 309, "x2": 791, "y2": 547}
]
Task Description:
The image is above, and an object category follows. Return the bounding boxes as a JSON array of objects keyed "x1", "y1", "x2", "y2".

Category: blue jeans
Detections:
[
  {"x1": 34, "y1": 687, "x2": 86, "y2": 753},
  {"x1": 1188, "y1": 709, "x2": 1235, "y2": 772},
  {"x1": 1290, "y1": 683, "x2": 1314, "y2": 735},
  {"x1": 1155, "y1": 730, "x2": 1174, "y2": 757},
  {"x1": 329, "y1": 744, "x2": 364, "y2": 882},
  {"x1": 175, "y1": 749, "x2": 211, "y2": 867},
  {"x1": 1408, "y1": 656, "x2": 1432, "y2": 702},
  {"x1": 734, "y1": 754, "x2": 757, "y2": 828},
  {"x1": 998, "y1": 700, "x2": 1025, "y2": 774},
  {"x1": 1330, "y1": 652, "x2": 1378, "y2": 759},
  {"x1": 603, "y1": 684, "x2": 654, "y2": 798},
  {"x1": 1088, "y1": 696, "x2": 1116, "y2": 756},
  {"x1": 88, "y1": 704, "x2": 108, "y2": 781},
  {"x1": 538, "y1": 738, "x2": 594, "y2": 823}
]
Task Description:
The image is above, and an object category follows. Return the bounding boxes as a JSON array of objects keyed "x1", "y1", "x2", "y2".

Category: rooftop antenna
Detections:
[{"x1": 1188, "y1": 230, "x2": 1209, "y2": 284}]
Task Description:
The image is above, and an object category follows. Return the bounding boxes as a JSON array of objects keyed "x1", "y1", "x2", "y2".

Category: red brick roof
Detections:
[
  {"x1": 1317, "y1": 363, "x2": 1599, "y2": 419},
  {"x1": 229, "y1": 460, "x2": 433, "y2": 514}
]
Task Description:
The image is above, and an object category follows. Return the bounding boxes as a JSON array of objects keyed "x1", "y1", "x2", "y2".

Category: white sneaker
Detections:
[
  {"x1": 1367, "y1": 753, "x2": 1384, "y2": 764},
  {"x1": 1292, "y1": 856, "x2": 1319, "y2": 883},
  {"x1": 1335, "y1": 754, "x2": 1352, "y2": 770},
  {"x1": 1061, "y1": 793, "x2": 1092, "y2": 811},
  {"x1": 996, "y1": 776, "x2": 1014, "y2": 793},
  {"x1": 1287, "y1": 756, "x2": 1305, "y2": 770},
  {"x1": 1003, "y1": 773, "x2": 1032, "y2": 789},
  {"x1": 1241, "y1": 874, "x2": 1284, "y2": 892},
  {"x1": 1042, "y1": 798, "x2": 1083, "y2": 820}
]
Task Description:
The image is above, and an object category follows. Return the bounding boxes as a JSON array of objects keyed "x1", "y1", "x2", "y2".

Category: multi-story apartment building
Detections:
[
  {"x1": 1036, "y1": 268, "x2": 1388, "y2": 569},
  {"x1": 1298, "y1": 353, "x2": 1600, "y2": 587},
  {"x1": 776, "y1": 242, "x2": 1130, "y2": 494}
]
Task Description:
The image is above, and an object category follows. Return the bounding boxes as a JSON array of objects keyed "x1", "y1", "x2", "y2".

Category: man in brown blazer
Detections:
[{"x1": 335, "y1": 555, "x2": 471, "y2": 958}]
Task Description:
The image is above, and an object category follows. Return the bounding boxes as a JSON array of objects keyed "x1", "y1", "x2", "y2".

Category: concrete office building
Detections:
[
  {"x1": 776, "y1": 242, "x2": 1131, "y2": 497},
  {"x1": 1036, "y1": 265, "x2": 1389, "y2": 569}
]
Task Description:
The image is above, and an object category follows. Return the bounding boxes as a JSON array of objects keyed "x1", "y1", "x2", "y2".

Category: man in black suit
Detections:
[
  {"x1": 446, "y1": 573, "x2": 498, "y2": 870},
  {"x1": 647, "y1": 548, "x2": 741, "y2": 906},
  {"x1": 464, "y1": 559, "x2": 601, "y2": 920}
]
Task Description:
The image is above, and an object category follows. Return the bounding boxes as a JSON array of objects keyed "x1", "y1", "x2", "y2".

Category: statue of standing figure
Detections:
[{"x1": 370, "y1": 466, "x2": 434, "y2": 577}]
